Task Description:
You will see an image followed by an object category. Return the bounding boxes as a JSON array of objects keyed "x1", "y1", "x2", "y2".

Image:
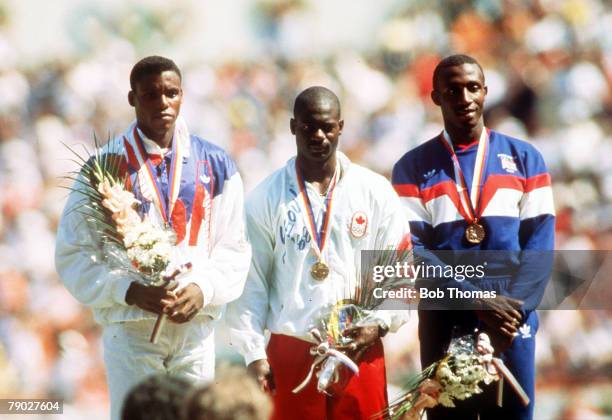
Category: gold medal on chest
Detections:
[{"x1": 310, "y1": 261, "x2": 329, "y2": 281}]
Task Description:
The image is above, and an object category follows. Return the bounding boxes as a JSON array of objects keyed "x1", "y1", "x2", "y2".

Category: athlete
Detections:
[
  {"x1": 392, "y1": 54, "x2": 555, "y2": 420},
  {"x1": 55, "y1": 56, "x2": 251, "y2": 420},
  {"x1": 227, "y1": 86, "x2": 410, "y2": 420}
]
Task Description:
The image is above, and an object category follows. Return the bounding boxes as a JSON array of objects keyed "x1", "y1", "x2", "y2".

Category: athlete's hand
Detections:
[
  {"x1": 478, "y1": 321, "x2": 517, "y2": 354},
  {"x1": 477, "y1": 294, "x2": 523, "y2": 313},
  {"x1": 337, "y1": 325, "x2": 380, "y2": 362},
  {"x1": 247, "y1": 359, "x2": 275, "y2": 393},
  {"x1": 163, "y1": 283, "x2": 204, "y2": 323},
  {"x1": 476, "y1": 295, "x2": 523, "y2": 334},
  {"x1": 125, "y1": 281, "x2": 177, "y2": 314},
  {"x1": 476, "y1": 295, "x2": 523, "y2": 353}
]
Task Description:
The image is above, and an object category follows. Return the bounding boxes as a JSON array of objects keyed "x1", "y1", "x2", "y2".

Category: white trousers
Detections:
[{"x1": 102, "y1": 317, "x2": 215, "y2": 420}]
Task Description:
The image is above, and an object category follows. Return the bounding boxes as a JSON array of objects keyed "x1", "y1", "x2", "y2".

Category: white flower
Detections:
[
  {"x1": 437, "y1": 365, "x2": 453, "y2": 380},
  {"x1": 438, "y1": 392, "x2": 455, "y2": 407},
  {"x1": 152, "y1": 241, "x2": 172, "y2": 260}
]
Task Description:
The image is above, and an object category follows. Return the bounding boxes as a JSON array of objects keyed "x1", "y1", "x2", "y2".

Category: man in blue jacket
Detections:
[{"x1": 392, "y1": 54, "x2": 555, "y2": 420}]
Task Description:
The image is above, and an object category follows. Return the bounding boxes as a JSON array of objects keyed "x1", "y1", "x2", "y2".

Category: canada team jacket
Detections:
[{"x1": 226, "y1": 153, "x2": 411, "y2": 365}]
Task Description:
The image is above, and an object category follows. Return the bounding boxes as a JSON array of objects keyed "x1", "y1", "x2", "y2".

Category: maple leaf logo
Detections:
[{"x1": 349, "y1": 212, "x2": 367, "y2": 238}]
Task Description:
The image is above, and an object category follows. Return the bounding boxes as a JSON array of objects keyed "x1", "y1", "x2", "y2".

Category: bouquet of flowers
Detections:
[
  {"x1": 293, "y1": 248, "x2": 416, "y2": 395},
  {"x1": 292, "y1": 302, "x2": 362, "y2": 394},
  {"x1": 382, "y1": 330, "x2": 529, "y2": 420},
  {"x1": 64, "y1": 138, "x2": 188, "y2": 343}
]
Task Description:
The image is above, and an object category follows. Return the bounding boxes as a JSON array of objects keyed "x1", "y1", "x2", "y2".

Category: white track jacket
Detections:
[
  {"x1": 227, "y1": 153, "x2": 410, "y2": 365},
  {"x1": 55, "y1": 120, "x2": 251, "y2": 325}
]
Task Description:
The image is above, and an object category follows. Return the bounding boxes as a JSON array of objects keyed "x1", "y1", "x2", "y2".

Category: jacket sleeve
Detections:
[
  {"x1": 225, "y1": 192, "x2": 273, "y2": 365},
  {"x1": 391, "y1": 175, "x2": 433, "y2": 249},
  {"x1": 186, "y1": 170, "x2": 252, "y2": 308},
  {"x1": 369, "y1": 178, "x2": 413, "y2": 332},
  {"x1": 510, "y1": 148, "x2": 556, "y2": 311},
  {"x1": 55, "y1": 177, "x2": 138, "y2": 308}
]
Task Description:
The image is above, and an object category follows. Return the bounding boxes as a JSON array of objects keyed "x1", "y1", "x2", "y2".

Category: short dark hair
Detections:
[
  {"x1": 293, "y1": 86, "x2": 341, "y2": 118},
  {"x1": 120, "y1": 374, "x2": 191, "y2": 420},
  {"x1": 129, "y1": 56, "x2": 182, "y2": 90},
  {"x1": 432, "y1": 54, "x2": 483, "y2": 90}
]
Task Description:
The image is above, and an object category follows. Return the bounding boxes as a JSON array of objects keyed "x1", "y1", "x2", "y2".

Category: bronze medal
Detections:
[
  {"x1": 311, "y1": 261, "x2": 329, "y2": 281},
  {"x1": 465, "y1": 222, "x2": 485, "y2": 244},
  {"x1": 440, "y1": 131, "x2": 491, "y2": 247}
]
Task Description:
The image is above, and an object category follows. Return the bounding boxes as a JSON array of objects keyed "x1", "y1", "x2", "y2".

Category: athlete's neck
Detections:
[
  {"x1": 139, "y1": 124, "x2": 175, "y2": 149},
  {"x1": 446, "y1": 123, "x2": 484, "y2": 147},
  {"x1": 297, "y1": 155, "x2": 337, "y2": 195}
]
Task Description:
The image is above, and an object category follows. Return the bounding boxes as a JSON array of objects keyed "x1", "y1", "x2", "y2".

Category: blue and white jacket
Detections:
[
  {"x1": 392, "y1": 129, "x2": 555, "y2": 311},
  {"x1": 55, "y1": 118, "x2": 251, "y2": 325}
]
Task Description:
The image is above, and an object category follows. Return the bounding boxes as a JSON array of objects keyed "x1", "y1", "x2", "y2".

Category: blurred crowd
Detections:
[
  {"x1": 0, "y1": 0, "x2": 610, "y2": 418},
  {"x1": 119, "y1": 366, "x2": 272, "y2": 420}
]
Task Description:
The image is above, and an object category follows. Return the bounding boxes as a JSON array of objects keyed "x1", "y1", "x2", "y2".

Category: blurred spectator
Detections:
[
  {"x1": 121, "y1": 374, "x2": 191, "y2": 420},
  {"x1": 184, "y1": 365, "x2": 272, "y2": 420}
]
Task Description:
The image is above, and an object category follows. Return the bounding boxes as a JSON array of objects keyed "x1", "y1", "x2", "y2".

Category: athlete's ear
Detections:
[
  {"x1": 338, "y1": 119, "x2": 344, "y2": 134},
  {"x1": 128, "y1": 90, "x2": 135, "y2": 107},
  {"x1": 431, "y1": 90, "x2": 441, "y2": 106},
  {"x1": 290, "y1": 118, "x2": 296, "y2": 135},
  {"x1": 484, "y1": 85, "x2": 488, "y2": 96}
]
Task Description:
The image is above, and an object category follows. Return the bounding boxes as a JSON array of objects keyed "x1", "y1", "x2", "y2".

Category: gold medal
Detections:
[
  {"x1": 311, "y1": 261, "x2": 329, "y2": 281},
  {"x1": 465, "y1": 222, "x2": 485, "y2": 244},
  {"x1": 296, "y1": 163, "x2": 338, "y2": 284}
]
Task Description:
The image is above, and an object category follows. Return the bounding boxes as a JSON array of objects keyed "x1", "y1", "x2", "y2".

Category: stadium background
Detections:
[{"x1": 0, "y1": 0, "x2": 610, "y2": 418}]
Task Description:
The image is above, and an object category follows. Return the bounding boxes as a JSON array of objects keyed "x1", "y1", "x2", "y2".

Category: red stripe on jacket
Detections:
[{"x1": 394, "y1": 173, "x2": 551, "y2": 221}]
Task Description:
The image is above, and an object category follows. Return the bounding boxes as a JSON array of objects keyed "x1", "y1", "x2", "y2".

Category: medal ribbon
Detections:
[
  {"x1": 440, "y1": 129, "x2": 489, "y2": 224},
  {"x1": 295, "y1": 162, "x2": 339, "y2": 262},
  {"x1": 125, "y1": 126, "x2": 184, "y2": 225}
]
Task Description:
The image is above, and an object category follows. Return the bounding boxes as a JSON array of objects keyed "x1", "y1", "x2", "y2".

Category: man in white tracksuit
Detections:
[
  {"x1": 55, "y1": 56, "x2": 251, "y2": 420},
  {"x1": 226, "y1": 86, "x2": 411, "y2": 420}
]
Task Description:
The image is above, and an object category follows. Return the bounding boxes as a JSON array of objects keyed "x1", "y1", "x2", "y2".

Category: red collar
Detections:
[{"x1": 454, "y1": 138, "x2": 480, "y2": 151}]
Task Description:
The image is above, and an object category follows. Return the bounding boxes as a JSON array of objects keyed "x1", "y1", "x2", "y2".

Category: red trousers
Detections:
[{"x1": 266, "y1": 334, "x2": 388, "y2": 420}]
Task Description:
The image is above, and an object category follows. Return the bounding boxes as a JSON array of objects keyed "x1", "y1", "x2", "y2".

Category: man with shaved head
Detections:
[
  {"x1": 392, "y1": 55, "x2": 555, "y2": 419},
  {"x1": 227, "y1": 86, "x2": 411, "y2": 419}
]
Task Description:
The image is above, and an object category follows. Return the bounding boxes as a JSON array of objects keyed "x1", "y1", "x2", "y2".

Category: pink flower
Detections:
[
  {"x1": 113, "y1": 209, "x2": 142, "y2": 236},
  {"x1": 419, "y1": 378, "x2": 443, "y2": 399},
  {"x1": 97, "y1": 178, "x2": 141, "y2": 235},
  {"x1": 414, "y1": 393, "x2": 438, "y2": 411},
  {"x1": 477, "y1": 332, "x2": 494, "y2": 360}
]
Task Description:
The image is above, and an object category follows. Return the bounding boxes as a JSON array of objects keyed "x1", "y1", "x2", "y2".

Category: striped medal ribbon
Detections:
[
  {"x1": 124, "y1": 126, "x2": 184, "y2": 226},
  {"x1": 295, "y1": 162, "x2": 339, "y2": 281},
  {"x1": 440, "y1": 128, "x2": 489, "y2": 244}
]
